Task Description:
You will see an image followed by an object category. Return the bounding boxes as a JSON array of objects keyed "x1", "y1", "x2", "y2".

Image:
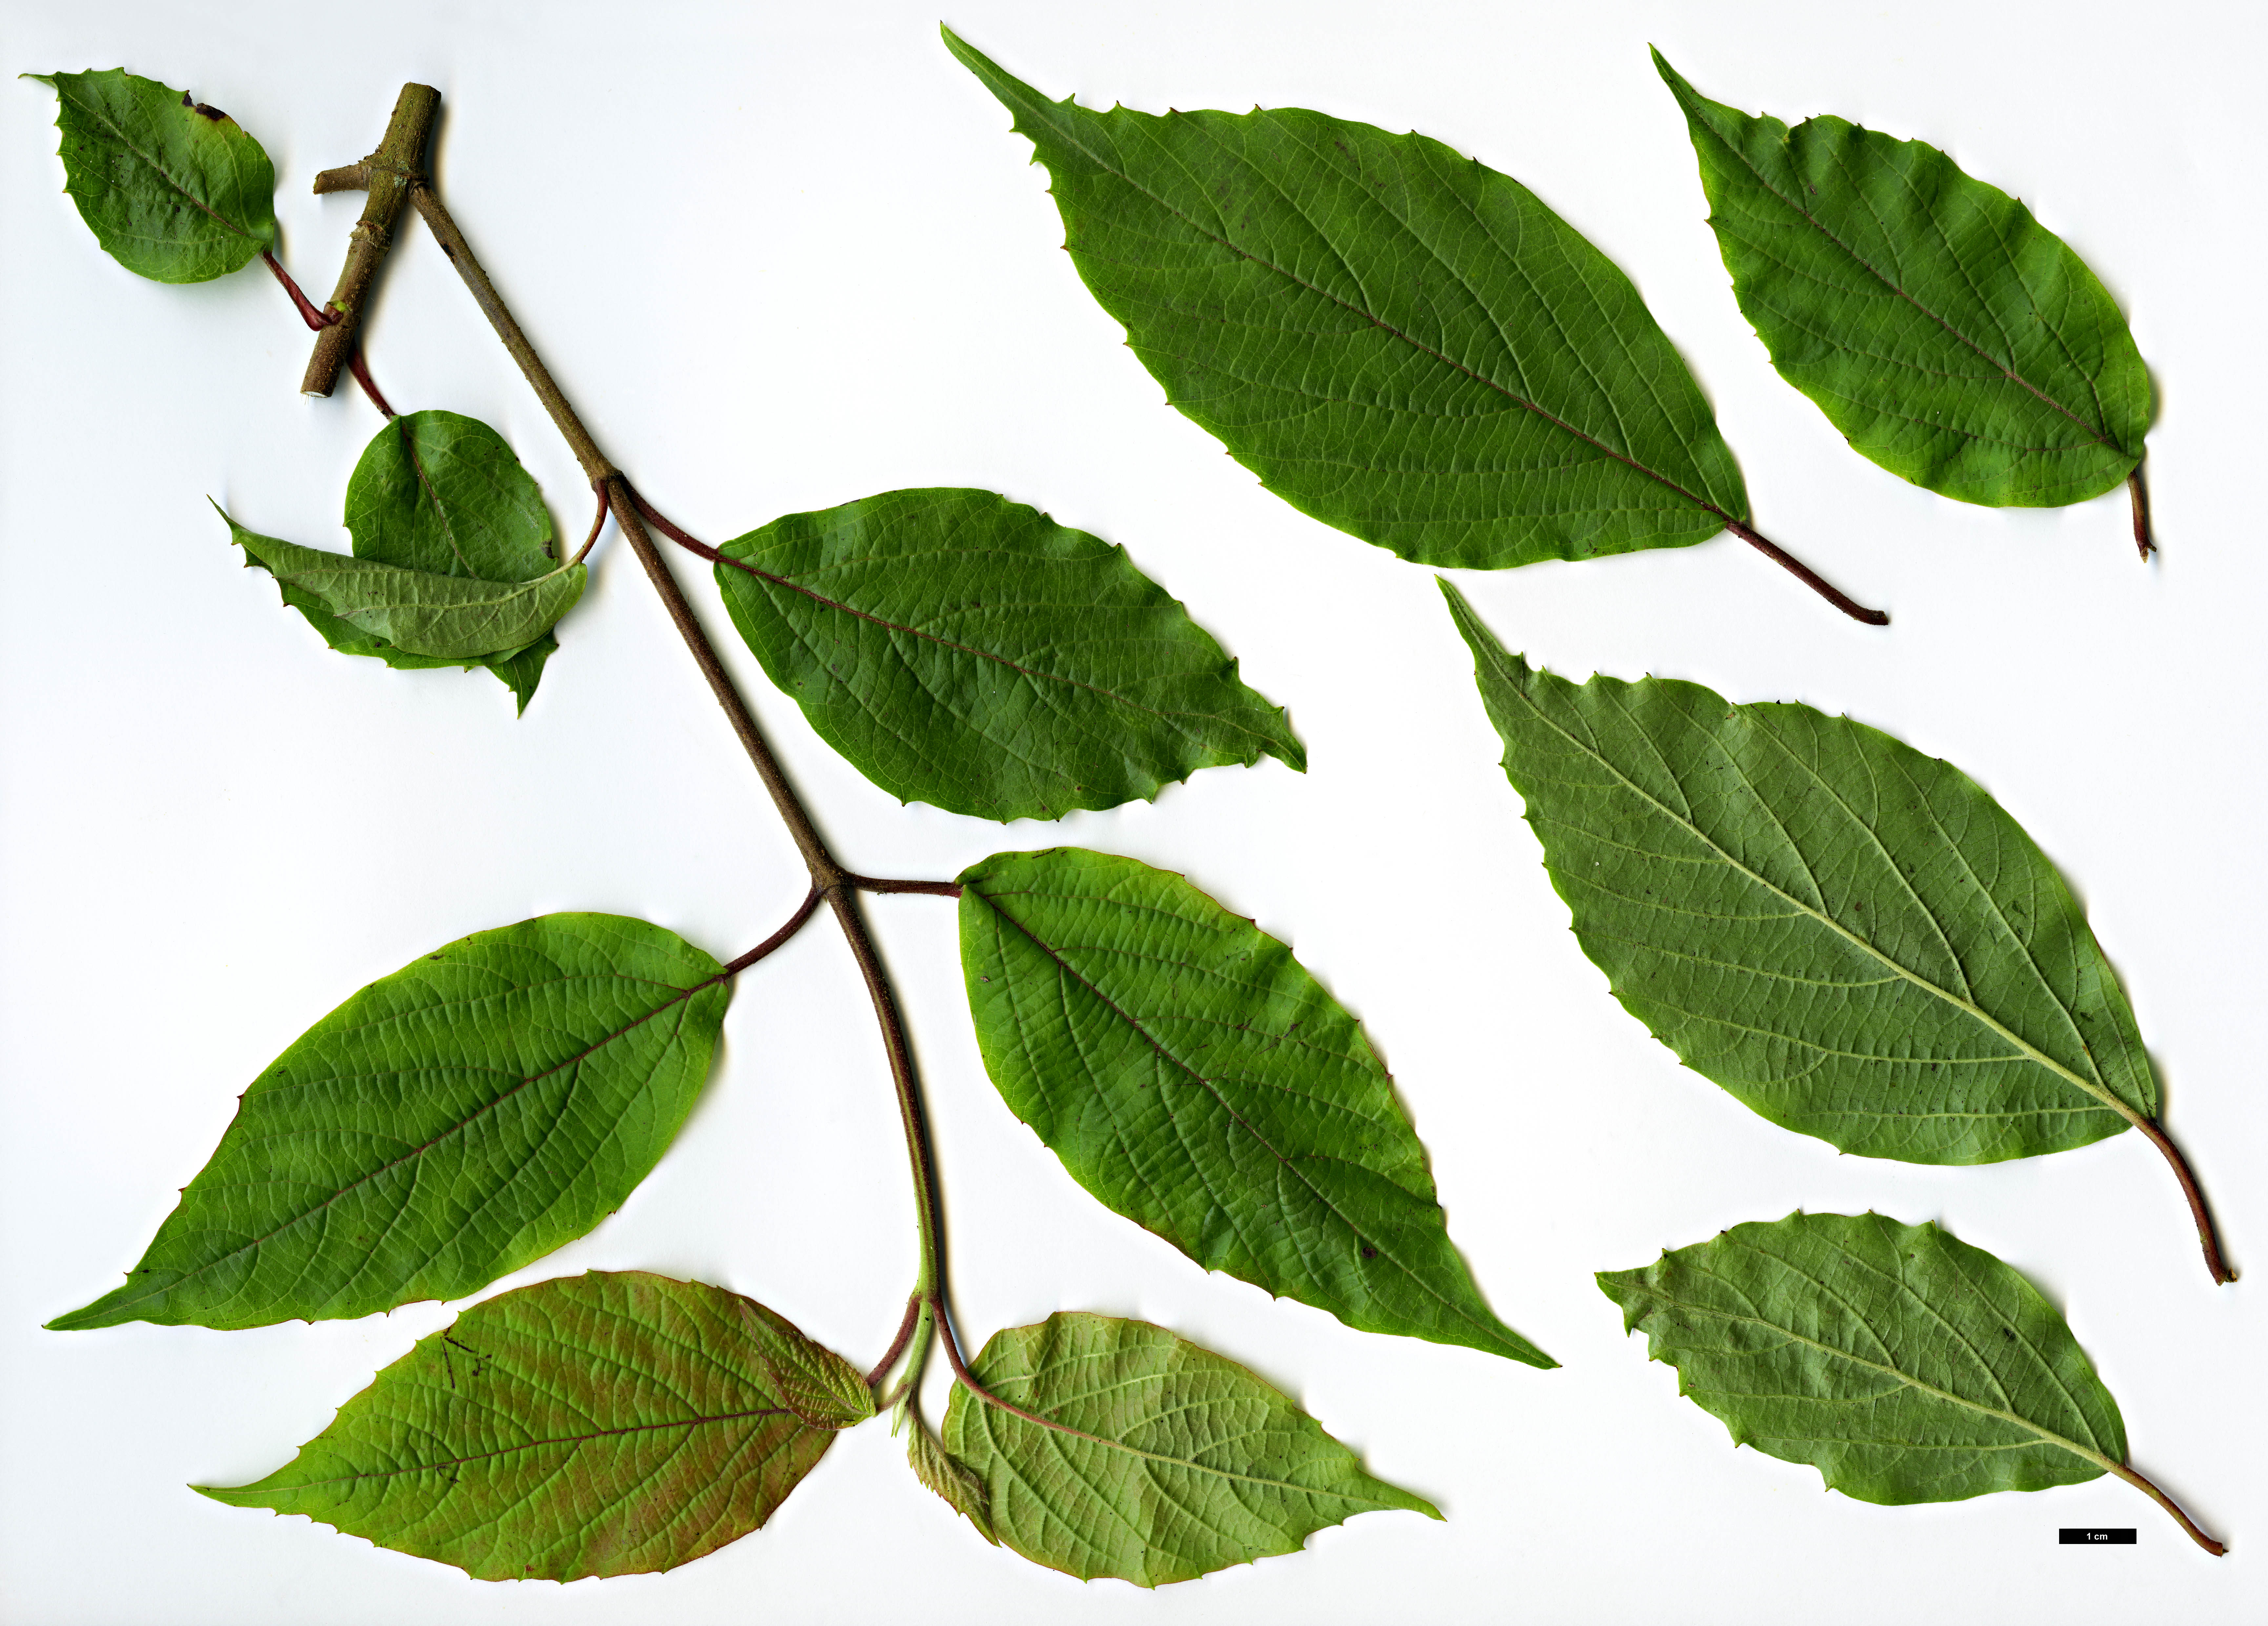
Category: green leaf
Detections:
[
  {"x1": 198, "y1": 1271, "x2": 872, "y2": 1579},
  {"x1": 1654, "y1": 52, "x2": 2148, "y2": 507},
  {"x1": 958, "y1": 847, "x2": 1551, "y2": 1366},
  {"x1": 218, "y1": 503, "x2": 585, "y2": 664},
  {"x1": 942, "y1": 1312, "x2": 1437, "y2": 1585},
  {"x1": 1597, "y1": 1211, "x2": 2128, "y2": 1505},
  {"x1": 28, "y1": 68, "x2": 276, "y2": 282},
  {"x1": 50, "y1": 916, "x2": 731, "y2": 1331},
  {"x1": 713, "y1": 488, "x2": 1303, "y2": 821},
  {"x1": 1444, "y1": 580, "x2": 2156, "y2": 1164},
  {"x1": 345, "y1": 410, "x2": 559, "y2": 583},
  {"x1": 944, "y1": 30, "x2": 1750, "y2": 570},
  {"x1": 908, "y1": 1414, "x2": 997, "y2": 1544}
]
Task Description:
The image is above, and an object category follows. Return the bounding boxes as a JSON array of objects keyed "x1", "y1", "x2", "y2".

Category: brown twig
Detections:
[{"x1": 301, "y1": 85, "x2": 439, "y2": 398}]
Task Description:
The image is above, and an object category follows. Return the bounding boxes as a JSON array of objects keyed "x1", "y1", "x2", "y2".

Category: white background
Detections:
[{"x1": 2, "y1": 0, "x2": 2261, "y2": 1620}]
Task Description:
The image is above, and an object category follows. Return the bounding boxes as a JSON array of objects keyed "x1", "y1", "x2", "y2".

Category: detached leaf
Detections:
[
  {"x1": 219, "y1": 504, "x2": 585, "y2": 663},
  {"x1": 29, "y1": 68, "x2": 275, "y2": 282},
  {"x1": 1446, "y1": 579, "x2": 2162, "y2": 1163},
  {"x1": 1655, "y1": 52, "x2": 2148, "y2": 507},
  {"x1": 51, "y1": 916, "x2": 730, "y2": 1331},
  {"x1": 942, "y1": 1312, "x2": 1436, "y2": 1585},
  {"x1": 1596, "y1": 1211, "x2": 2228, "y2": 1554},
  {"x1": 199, "y1": 1272, "x2": 872, "y2": 1579},
  {"x1": 945, "y1": 31, "x2": 1751, "y2": 570},
  {"x1": 959, "y1": 847, "x2": 1551, "y2": 1366},
  {"x1": 714, "y1": 489, "x2": 1303, "y2": 821}
]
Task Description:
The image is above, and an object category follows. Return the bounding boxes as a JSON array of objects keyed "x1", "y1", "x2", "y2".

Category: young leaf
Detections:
[
  {"x1": 218, "y1": 505, "x2": 585, "y2": 664},
  {"x1": 942, "y1": 31, "x2": 1751, "y2": 572},
  {"x1": 198, "y1": 1271, "x2": 873, "y2": 1579},
  {"x1": 345, "y1": 410, "x2": 559, "y2": 582},
  {"x1": 942, "y1": 1312, "x2": 1437, "y2": 1585},
  {"x1": 1598, "y1": 1211, "x2": 2223, "y2": 1552},
  {"x1": 712, "y1": 488, "x2": 1303, "y2": 821},
  {"x1": 50, "y1": 916, "x2": 731, "y2": 1331},
  {"x1": 1444, "y1": 582, "x2": 2231, "y2": 1280},
  {"x1": 1655, "y1": 52, "x2": 2149, "y2": 509},
  {"x1": 27, "y1": 69, "x2": 276, "y2": 283},
  {"x1": 959, "y1": 846, "x2": 1552, "y2": 1365},
  {"x1": 908, "y1": 1414, "x2": 997, "y2": 1543}
]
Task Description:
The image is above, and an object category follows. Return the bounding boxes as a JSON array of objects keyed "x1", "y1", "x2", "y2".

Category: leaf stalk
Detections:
[{"x1": 1724, "y1": 519, "x2": 1888, "y2": 624}]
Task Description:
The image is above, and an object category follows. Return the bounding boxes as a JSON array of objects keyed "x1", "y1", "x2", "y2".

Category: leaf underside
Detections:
[
  {"x1": 51, "y1": 916, "x2": 730, "y2": 1331},
  {"x1": 1598, "y1": 1211, "x2": 2126, "y2": 1504},
  {"x1": 1445, "y1": 582, "x2": 2154, "y2": 1163},
  {"x1": 31, "y1": 68, "x2": 276, "y2": 282},
  {"x1": 714, "y1": 488, "x2": 1304, "y2": 821},
  {"x1": 199, "y1": 1272, "x2": 872, "y2": 1580},
  {"x1": 1655, "y1": 52, "x2": 2148, "y2": 507},
  {"x1": 945, "y1": 30, "x2": 1748, "y2": 570},
  {"x1": 942, "y1": 1312, "x2": 1437, "y2": 1585},
  {"x1": 225, "y1": 413, "x2": 574, "y2": 711},
  {"x1": 958, "y1": 847, "x2": 1551, "y2": 1366}
]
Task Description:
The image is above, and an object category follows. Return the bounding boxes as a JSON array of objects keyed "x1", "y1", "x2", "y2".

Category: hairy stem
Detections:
[
  {"x1": 302, "y1": 84, "x2": 438, "y2": 398},
  {"x1": 2135, "y1": 1117, "x2": 2236, "y2": 1285},
  {"x1": 1725, "y1": 520, "x2": 1889, "y2": 625}
]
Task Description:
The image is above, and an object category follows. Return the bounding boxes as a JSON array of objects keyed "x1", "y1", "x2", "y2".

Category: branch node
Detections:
[{"x1": 300, "y1": 85, "x2": 439, "y2": 398}]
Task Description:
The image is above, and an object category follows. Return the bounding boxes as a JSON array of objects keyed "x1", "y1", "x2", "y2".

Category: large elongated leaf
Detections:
[
  {"x1": 29, "y1": 69, "x2": 275, "y2": 282},
  {"x1": 1655, "y1": 53, "x2": 2148, "y2": 508},
  {"x1": 945, "y1": 31, "x2": 1751, "y2": 570},
  {"x1": 1446, "y1": 579, "x2": 2162, "y2": 1164},
  {"x1": 958, "y1": 847, "x2": 1550, "y2": 1366},
  {"x1": 50, "y1": 916, "x2": 730, "y2": 1331},
  {"x1": 941, "y1": 1312, "x2": 1436, "y2": 1585},
  {"x1": 1597, "y1": 1212, "x2": 2224, "y2": 1553},
  {"x1": 714, "y1": 488, "x2": 1303, "y2": 821},
  {"x1": 220, "y1": 507, "x2": 584, "y2": 663},
  {"x1": 200, "y1": 1272, "x2": 873, "y2": 1579}
]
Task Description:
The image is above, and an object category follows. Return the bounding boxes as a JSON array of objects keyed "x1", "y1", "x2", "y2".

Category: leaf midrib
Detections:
[
  {"x1": 995, "y1": 72, "x2": 1737, "y2": 526},
  {"x1": 967, "y1": 883, "x2": 1514, "y2": 1351},
  {"x1": 80, "y1": 966, "x2": 727, "y2": 1321},
  {"x1": 59, "y1": 78, "x2": 259, "y2": 243},
  {"x1": 1473, "y1": 632, "x2": 2139, "y2": 1130}
]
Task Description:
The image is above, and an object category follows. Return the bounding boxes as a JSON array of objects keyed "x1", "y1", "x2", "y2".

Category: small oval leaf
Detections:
[
  {"x1": 1599, "y1": 1212, "x2": 2127, "y2": 1504},
  {"x1": 944, "y1": 31, "x2": 1749, "y2": 569},
  {"x1": 713, "y1": 488, "x2": 1303, "y2": 821},
  {"x1": 346, "y1": 410, "x2": 558, "y2": 583},
  {"x1": 198, "y1": 1271, "x2": 872, "y2": 1580},
  {"x1": 1655, "y1": 52, "x2": 2148, "y2": 508},
  {"x1": 942, "y1": 1312, "x2": 1436, "y2": 1585},
  {"x1": 51, "y1": 916, "x2": 731, "y2": 1331},
  {"x1": 29, "y1": 68, "x2": 276, "y2": 282},
  {"x1": 958, "y1": 846, "x2": 1551, "y2": 1366}
]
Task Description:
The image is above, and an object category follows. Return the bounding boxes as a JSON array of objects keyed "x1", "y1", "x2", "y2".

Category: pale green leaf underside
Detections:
[
  {"x1": 945, "y1": 30, "x2": 1748, "y2": 570},
  {"x1": 1656, "y1": 52, "x2": 2148, "y2": 507},
  {"x1": 199, "y1": 1272, "x2": 871, "y2": 1579},
  {"x1": 1446, "y1": 581, "x2": 2154, "y2": 1163},
  {"x1": 714, "y1": 488, "x2": 1304, "y2": 821},
  {"x1": 218, "y1": 503, "x2": 584, "y2": 663},
  {"x1": 942, "y1": 1312, "x2": 1436, "y2": 1585},
  {"x1": 30, "y1": 68, "x2": 275, "y2": 282},
  {"x1": 958, "y1": 847, "x2": 1550, "y2": 1365},
  {"x1": 1598, "y1": 1211, "x2": 2126, "y2": 1504},
  {"x1": 51, "y1": 916, "x2": 729, "y2": 1331}
]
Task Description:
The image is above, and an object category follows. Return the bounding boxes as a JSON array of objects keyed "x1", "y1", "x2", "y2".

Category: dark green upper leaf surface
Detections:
[
  {"x1": 346, "y1": 411, "x2": 558, "y2": 582},
  {"x1": 959, "y1": 847, "x2": 1550, "y2": 1366},
  {"x1": 715, "y1": 489, "x2": 1303, "y2": 821},
  {"x1": 945, "y1": 30, "x2": 1748, "y2": 570},
  {"x1": 1599, "y1": 1211, "x2": 2127, "y2": 1504},
  {"x1": 942, "y1": 1312, "x2": 1436, "y2": 1586},
  {"x1": 1655, "y1": 52, "x2": 2148, "y2": 507},
  {"x1": 1446, "y1": 581, "x2": 2154, "y2": 1164},
  {"x1": 51, "y1": 917, "x2": 730, "y2": 1331},
  {"x1": 30, "y1": 68, "x2": 276, "y2": 282},
  {"x1": 200, "y1": 1272, "x2": 871, "y2": 1580},
  {"x1": 220, "y1": 504, "x2": 585, "y2": 663}
]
